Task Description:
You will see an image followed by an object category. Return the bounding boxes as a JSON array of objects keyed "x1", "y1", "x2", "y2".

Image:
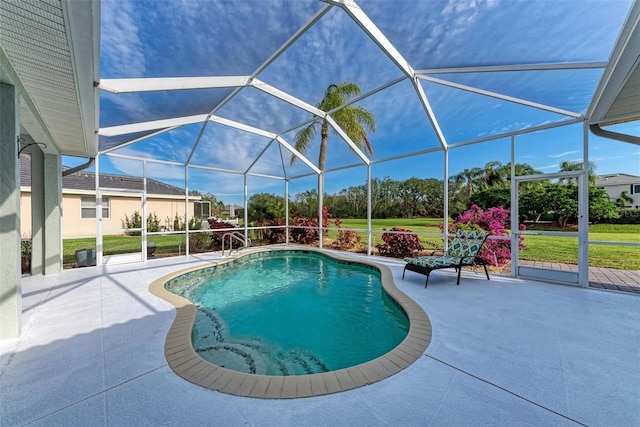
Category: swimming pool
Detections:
[
  {"x1": 150, "y1": 248, "x2": 432, "y2": 398},
  {"x1": 166, "y1": 250, "x2": 409, "y2": 376}
]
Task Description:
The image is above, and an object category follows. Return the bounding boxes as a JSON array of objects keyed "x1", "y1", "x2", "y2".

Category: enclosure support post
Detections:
[
  {"x1": 142, "y1": 161, "x2": 147, "y2": 262},
  {"x1": 184, "y1": 166, "x2": 189, "y2": 257},
  {"x1": 510, "y1": 136, "x2": 518, "y2": 277},
  {"x1": 367, "y1": 164, "x2": 372, "y2": 255},
  {"x1": 285, "y1": 179, "x2": 290, "y2": 245},
  {"x1": 244, "y1": 174, "x2": 249, "y2": 247},
  {"x1": 96, "y1": 154, "x2": 103, "y2": 266},
  {"x1": 443, "y1": 149, "x2": 449, "y2": 252},
  {"x1": 578, "y1": 124, "x2": 590, "y2": 287},
  {"x1": 318, "y1": 172, "x2": 323, "y2": 249}
]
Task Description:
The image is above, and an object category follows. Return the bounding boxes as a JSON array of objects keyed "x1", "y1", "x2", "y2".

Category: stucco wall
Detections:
[
  {"x1": 21, "y1": 190, "x2": 198, "y2": 238},
  {"x1": 602, "y1": 183, "x2": 640, "y2": 208}
]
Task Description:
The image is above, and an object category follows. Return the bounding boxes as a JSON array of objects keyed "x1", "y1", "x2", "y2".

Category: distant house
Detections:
[
  {"x1": 595, "y1": 173, "x2": 640, "y2": 209},
  {"x1": 224, "y1": 203, "x2": 244, "y2": 219},
  {"x1": 20, "y1": 156, "x2": 202, "y2": 238}
]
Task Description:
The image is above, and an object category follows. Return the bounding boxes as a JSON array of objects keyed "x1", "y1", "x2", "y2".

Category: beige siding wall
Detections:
[
  {"x1": 21, "y1": 190, "x2": 198, "y2": 238},
  {"x1": 20, "y1": 191, "x2": 32, "y2": 238}
]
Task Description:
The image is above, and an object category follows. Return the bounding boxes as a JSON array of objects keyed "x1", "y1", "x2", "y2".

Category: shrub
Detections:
[
  {"x1": 449, "y1": 204, "x2": 525, "y2": 267},
  {"x1": 147, "y1": 213, "x2": 160, "y2": 232},
  {"x1": 289, "y1": 216, "x2": 319, "y2": 244},
  {"x1": 333, "y1": 218, "x2": 362, "y2": 251},
  {"x1": 170, "y1": 214, "x2": 204, "y2": 232},
  {"x1": 289, "y1": 206, "x2": 330, "y2": 244},
  {"x1": 21, "y1": 239, "x2": 31, "y2": 274},
  {"x1": 376, "y1": 227, "x2": 423, "y2": 258},
  {"x1": 588, "y1": 187, "x2": 619, "y2": 223},
  {"x1": 609, "y1": 209, "x2": 640, "y2": 224},
  {"x1": 469, "y1": 188, "x2": 511, "y2": 210},
  {"x1": 208, "y1": 218, "x2": 242, "y2": 250},
  {"x1": 122, "y1": 211, "x2": 160, "y2": 235},
  {"x1": 122, "y1": 211, "x2": 142, "y2": 235},
  {"x1": 172, "y1": 213, "x2": 184, "y2": 231},
  {"x1": 188, "y1": 232, "x2": 211, "y2": 253},
  {"x1": 260, "y1": 219, "x2": 286, "y2": 243},
  {"x1": 188, "y1": 217, "x2": 203, "y2": 231}
]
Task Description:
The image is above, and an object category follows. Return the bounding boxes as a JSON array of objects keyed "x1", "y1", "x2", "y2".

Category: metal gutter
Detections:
[
  {"x1": 62, "y1": 157, "x2": 95, "y2": 176},
  {"x1": 589, "y1": 123, "x2": 640, "y2": 146}
]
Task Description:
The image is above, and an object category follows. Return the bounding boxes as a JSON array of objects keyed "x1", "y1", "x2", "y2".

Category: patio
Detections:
[{"x1": 1, "y1": 249, "x2": 638, "y2": 426}]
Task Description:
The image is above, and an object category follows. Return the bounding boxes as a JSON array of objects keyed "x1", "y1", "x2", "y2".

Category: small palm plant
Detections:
[{"x1": 616, "y1": 190, "x2": 633, "y2": 208}]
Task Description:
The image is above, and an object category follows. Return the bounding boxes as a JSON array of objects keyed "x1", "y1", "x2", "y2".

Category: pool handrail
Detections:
[{"x1": 221, "y1": 230, "x2": 250, "y2": 256}]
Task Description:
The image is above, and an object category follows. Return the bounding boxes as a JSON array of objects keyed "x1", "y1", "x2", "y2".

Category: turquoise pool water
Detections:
[{"x1": 165, "y1": 251, "x2": 409, "y2": 376}]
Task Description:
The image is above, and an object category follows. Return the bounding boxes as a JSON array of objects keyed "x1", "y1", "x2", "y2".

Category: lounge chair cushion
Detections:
[
  {"x1": 402, "y1": 229, "x2": 491, "y2": 287},
  {"x1": 404, "y1": 255, "x2": 475, "y2": 268},
  {"x1": 446, "y1": 230, "x2": 487, "y2": 258}
]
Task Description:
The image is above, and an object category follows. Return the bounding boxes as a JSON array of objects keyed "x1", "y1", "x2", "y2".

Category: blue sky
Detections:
[{"x1": 65, "y1": 0, "x2": 640, "y2": 205}]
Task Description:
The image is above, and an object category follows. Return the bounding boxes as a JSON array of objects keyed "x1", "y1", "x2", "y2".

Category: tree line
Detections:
[{"x1": 242, "y1": 160, "x2": 620, "y2": 226}]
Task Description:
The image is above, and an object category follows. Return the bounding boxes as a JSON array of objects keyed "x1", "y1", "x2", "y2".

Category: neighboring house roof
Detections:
[
  {"x1": 20, "y1": 155, "x2": 195, "y2": 197},
  {"x1": 596, "y1": 173, "x2": 640, "y2": 186},
  {"x1": 224, "y1": 203, "x2": 243, "y2": 210}
]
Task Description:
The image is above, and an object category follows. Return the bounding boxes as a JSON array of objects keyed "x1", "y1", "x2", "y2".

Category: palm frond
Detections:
[
  {"x1": 336, "y1": 82, "x2": 361, "y2": 99},
  {"x1": 352, "y1": 105, "x2": 376, "y2": 133},
  {"x1": 331, "y1": 105, "x2": 376, "y2": 157},
  {"x1": 290, "y1": 122, "x2": 318, "y2": 165},
  {"x1": 295, "y1": 81, "x2": 375, "y2": 166}
]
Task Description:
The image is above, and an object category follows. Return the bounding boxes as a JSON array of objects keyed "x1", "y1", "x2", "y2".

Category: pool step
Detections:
[{"x1": 192, "y1": 305, "x2": 329, "y2": 375}]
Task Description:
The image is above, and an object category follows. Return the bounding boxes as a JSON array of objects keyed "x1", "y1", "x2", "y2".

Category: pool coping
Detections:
[{"x1": 148, "y1": 247, "x2": 432, "y2": 399}]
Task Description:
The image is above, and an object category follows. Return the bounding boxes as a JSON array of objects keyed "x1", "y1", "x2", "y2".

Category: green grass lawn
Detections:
[
  {"x1": 63, "y1": 234, "x2": 187, "y2": 265},
  {"x1": 333, "y1": 218, "x2": 443, "y2": 251},
  {"x1": 62, "y1": 219, "x2": 639, "y2": 270},
  {"x1": 518, "y1": 223, "x2": 639, "y2": 269},
  {"x1": 335, "y1": 217, "x2": 442, "y2": 230},
  {"x1": 336, "y1": 219, "x2": 639, "y2": 270}
]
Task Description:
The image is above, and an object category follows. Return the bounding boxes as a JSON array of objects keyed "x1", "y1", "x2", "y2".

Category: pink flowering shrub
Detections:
[{"x1": 446, "y1": 205, "x2": 526, "y2": 267}]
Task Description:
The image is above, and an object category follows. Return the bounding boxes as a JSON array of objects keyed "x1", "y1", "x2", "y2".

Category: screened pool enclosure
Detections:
[{"x1": 1, "y1": 0, "x2": 639, "y2": 338}]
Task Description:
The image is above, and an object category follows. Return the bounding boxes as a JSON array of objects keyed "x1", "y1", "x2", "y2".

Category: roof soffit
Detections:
[
  {"x1": 588, "y1": 0, "x2": 640, "y2": 125},
  {"x1": 0, "y1": 0, "x2": 99, "y2": 156}
]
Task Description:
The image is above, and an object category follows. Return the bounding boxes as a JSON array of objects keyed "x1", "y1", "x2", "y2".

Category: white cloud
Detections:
[
  {"x1": 548, "y1": 150, "x2": 580, "y2": 159},
  {"x1": 535, "y1": 164, "x2": 560, "y2": 171},
  {"x1": 100, "y1": 1, "x2": 146, "y2": 78}
]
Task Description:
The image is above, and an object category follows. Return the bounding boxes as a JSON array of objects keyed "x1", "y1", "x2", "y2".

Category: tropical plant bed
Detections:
[{"x1": 60, "y1": 219, "x2": 638, "y2": 270}]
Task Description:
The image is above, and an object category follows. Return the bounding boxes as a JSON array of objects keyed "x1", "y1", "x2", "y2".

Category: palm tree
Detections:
[
  {"x1": 558, "y1": 160, "x2": 597, "y2": 185},
  {"x1": 481, "y1": 161, "x2": 504, "y2": 190},
  {"x1": 616, "y1": 190, "x2": 633, "y2": 208},
  {"x1": 453, "y1": 167, "x2": 483, "y2": 195},
  {"x1": 291, "y1": 82, "x2": 376, "y2": 179}
]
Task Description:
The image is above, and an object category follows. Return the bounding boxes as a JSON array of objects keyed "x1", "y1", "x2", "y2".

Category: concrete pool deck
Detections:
[{"x1": 1, "y1": 248, "x2": 639, "y2": 426}]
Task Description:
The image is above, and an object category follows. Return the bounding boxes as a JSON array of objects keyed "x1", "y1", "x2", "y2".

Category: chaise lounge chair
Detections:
[{"x1": 402, "y1": 229, "x2": 490, "y2": 288}]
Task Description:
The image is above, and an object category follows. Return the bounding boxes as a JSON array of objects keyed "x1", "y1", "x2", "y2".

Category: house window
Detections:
[
  {"x1": 194, "y1": 201, "x2": 211, "y2": 219},
  {"x1": 81, "y1": 196, "x2": 110, "y2": 219},
  {"x1": 634, "y1": 184, "x2": 640, "y2": 194}
]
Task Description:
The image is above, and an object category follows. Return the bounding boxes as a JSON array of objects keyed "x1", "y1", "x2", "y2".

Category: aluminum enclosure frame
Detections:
[{"x1": 90, "y1": 0, "x2": 639, "y2": 286}]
